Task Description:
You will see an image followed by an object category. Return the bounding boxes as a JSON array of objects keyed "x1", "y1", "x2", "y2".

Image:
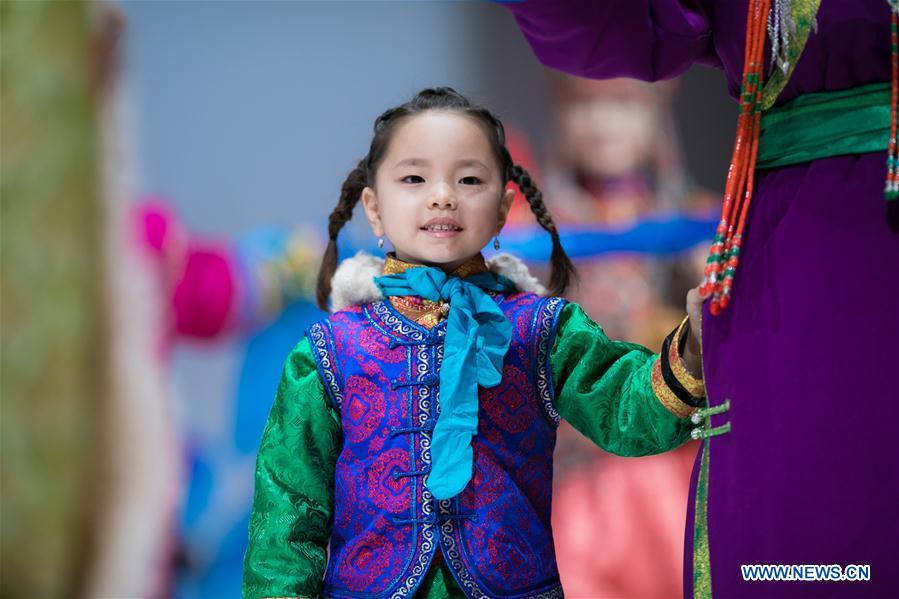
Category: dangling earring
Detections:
[
  {"x1": 378, "y1": 237, "x2": 385, "y2": 249},
  {"x1": 493, "y1": 236, "x2": 501, "y2": 251}
]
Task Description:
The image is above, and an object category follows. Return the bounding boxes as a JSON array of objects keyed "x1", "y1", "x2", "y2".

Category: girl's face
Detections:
[{"x1": 361, "y1": 111, "x2": 515, "y2": 272}]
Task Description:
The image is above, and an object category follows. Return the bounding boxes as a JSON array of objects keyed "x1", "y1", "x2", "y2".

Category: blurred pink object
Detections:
[
  {"x1": 132, "y1": 197, "x2": 239, "y2": 342},
  {"x1": 552, "y1": 443, "x2": 698, "y2": 598}
]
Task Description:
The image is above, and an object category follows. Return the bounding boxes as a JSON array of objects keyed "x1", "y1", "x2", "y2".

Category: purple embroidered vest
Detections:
[{"x1": 306, "y1": 292, "x2": 567, "y2": 599}]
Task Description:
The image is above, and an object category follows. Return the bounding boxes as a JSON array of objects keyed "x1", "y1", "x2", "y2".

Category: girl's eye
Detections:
[
  {"x1": 402, "y1": 175, "x2": 425, "y2": 184},
  {"x1": 460, "y1": 176, "x2": 482, "y2": 185}
]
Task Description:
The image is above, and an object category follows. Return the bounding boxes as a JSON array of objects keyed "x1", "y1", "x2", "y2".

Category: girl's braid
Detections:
[
  {"x1": 509, "y1": 164, "x2": 577, "y2": 296},
  {"x1": 315, "y1": 159, "x2": 368, "y2": 310}
]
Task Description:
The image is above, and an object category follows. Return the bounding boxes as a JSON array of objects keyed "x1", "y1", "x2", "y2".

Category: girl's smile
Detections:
[{"x1": 421, "y1": 216, "x2": 464, "y2": 237}]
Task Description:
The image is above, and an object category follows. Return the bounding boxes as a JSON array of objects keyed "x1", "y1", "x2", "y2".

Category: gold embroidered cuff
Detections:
[
  {"x1": 669, "y1": 316, "x2": 705, "y2": 398},
  {"x1": 651, "y1": 357, "x2": 697, "y2": 419}
]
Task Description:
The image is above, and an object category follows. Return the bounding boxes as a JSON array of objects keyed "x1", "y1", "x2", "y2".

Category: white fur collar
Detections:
[{"x1": 329, "y1": 251, "x2": 547, "y2": 312}]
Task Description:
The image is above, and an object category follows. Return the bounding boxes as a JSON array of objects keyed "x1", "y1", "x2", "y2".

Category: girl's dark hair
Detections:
[{"x1": 315, "y1": 86, "x2": 577, "y2": 310}]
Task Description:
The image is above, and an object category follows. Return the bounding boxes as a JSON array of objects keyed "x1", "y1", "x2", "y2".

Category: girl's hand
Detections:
[{"x1": 682, "y1": 286, "x2": 704, "y2": 377}]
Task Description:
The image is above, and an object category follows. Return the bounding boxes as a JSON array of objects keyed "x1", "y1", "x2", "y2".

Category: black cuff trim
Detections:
[{"x1": 660, "y1": 330, "x2": 704, "y2": 408}]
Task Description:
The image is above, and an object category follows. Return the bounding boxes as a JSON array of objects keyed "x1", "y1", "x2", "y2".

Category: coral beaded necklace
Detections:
[{"x1": 700, "y1": 0, "x2": 772, "y2": 314}]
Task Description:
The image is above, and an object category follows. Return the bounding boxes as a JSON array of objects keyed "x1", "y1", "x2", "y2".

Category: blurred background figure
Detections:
[
  {"x1": 2, "y1": 2, "x2": 106, "y2": 597},
  {"x1": 83, "y1": 6, "x2": 325, "y2": 598},
  {"x1": 542, "y1": 74, "x2": 715, "y2": 344},
  {"x1": 91, "y1": 195, "x2": 323, "y2": 598},
  {"x1": 1, "y1": 2, "x2": 732, "y2": 597},
  {"x1": 3, "y1": 3, "x2": 324, "y2": 596},
  {"x1": 534, "y1": 73, "x2": 715, "y2": 598}
]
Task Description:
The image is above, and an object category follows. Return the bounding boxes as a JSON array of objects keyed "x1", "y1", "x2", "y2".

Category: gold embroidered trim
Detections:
[
  {"x1": 383, "y1": 252, "x2": 488, "y2": 277},
  {"x1": 670, "y1": 316, "x2": 706, "y2": 398},
  {"x1": 651, "y1": 357, "x2": 697, "y2": 419},
  {"x1": 389, "y1": 295, "x2": 446, "y2": 328}
]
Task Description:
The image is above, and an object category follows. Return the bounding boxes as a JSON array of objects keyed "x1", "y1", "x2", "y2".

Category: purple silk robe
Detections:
[{"x1": 506, "y1": 1, "x2": 899, "y2": 597}]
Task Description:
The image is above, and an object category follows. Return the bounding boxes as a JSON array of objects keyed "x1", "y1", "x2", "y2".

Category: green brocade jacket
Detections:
[{"x1": 243, "y1": 302, "x2": 703, "y2": 599}]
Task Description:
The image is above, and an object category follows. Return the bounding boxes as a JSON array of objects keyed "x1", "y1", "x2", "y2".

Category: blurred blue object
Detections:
[
  {"x1": 176, "y1": 300, "x2": 324, "y2": 599},
  {"x1": 502, "y1": 211, "x2": 719, "y2": 261},
  {"x1": 234, "y1": 300, "x2": 324, "y2": 453}
]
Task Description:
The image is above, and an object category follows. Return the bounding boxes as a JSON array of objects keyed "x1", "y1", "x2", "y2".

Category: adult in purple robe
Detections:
[{"x1": 504, "y1": 1, "x2": 899, "y2": 597}]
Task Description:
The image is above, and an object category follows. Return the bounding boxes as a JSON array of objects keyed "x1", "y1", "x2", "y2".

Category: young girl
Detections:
[{"x1": 243, "y1": 87, "x2": 706, "y2": 599}]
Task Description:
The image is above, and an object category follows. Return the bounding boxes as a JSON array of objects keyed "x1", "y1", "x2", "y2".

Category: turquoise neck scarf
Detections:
[{"x1": 374, "y1": 266, "x2": 516, "y2": 500}]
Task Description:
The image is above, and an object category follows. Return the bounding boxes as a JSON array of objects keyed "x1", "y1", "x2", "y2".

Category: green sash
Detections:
[{"x1": 757, "y1": 83, "x2": 890, "y2": 170}]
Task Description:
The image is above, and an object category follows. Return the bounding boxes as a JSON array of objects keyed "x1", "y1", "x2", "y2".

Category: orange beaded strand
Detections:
[
  {"x1": 700, "y1": 0, "x2": 759, "y2": 301},
  {"x1": 701, "y1": 0, "x2": 773, "y2": 314},
  {"x1": 886, "y1": 2, "x2": 899, "y2": 200}
]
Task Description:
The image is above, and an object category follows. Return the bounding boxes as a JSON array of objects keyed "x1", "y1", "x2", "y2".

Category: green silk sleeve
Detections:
[
  {"x1": 242, "y1": 337, "x2": 343, "y2": 599},
  {"x1": 550, "y1": 302, "x2": 694, "y2": 457}
]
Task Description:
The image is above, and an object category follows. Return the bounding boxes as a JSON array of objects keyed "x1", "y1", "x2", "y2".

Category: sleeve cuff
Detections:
[
  {"x1": 669, "y1": 315, "x2": 705, "y2": 397},
  {"x1": 651, "y1": 357, "x2": 698, "y2": 418},
  {"x1": 650, "y1": 316, "x2": 706, "y2": 418}
]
